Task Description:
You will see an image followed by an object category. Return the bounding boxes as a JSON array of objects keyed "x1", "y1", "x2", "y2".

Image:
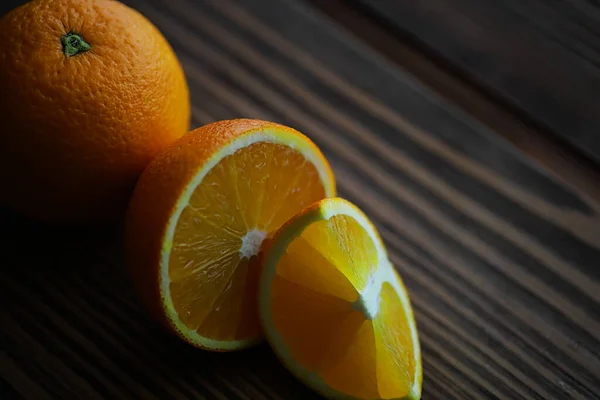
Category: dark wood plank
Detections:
[
  {"x1": 308, "y1": 0, "x2": 600, "y2": 204},
  {"x1": 0, "y1": 376, "x2": 25, "y2": 400},
  {"x1": 351, "y1": 0, "x2": 600, "y2": 164},
  {"x1": 0, "y1": 0, "x2": 23, "y2": 15},
  {"x1": 2, "y1": 0, "x2": 600, "y2": 399}
]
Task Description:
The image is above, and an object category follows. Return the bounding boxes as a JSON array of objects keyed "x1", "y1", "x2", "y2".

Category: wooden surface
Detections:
[
  {"x1": 2, "y1": 0, "x2": 600, "y2": 399},
  {"x1": 351, "y1": 0, "x2": 600, "y2": 164}
]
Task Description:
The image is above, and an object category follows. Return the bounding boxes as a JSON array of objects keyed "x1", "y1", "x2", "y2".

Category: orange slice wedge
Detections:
[
  {"x1": 125, "y1": 119, "x2": 335, "y2": 351},
  {"x1": 259, "y1": 198, "x2": 422, "y2": 399}
]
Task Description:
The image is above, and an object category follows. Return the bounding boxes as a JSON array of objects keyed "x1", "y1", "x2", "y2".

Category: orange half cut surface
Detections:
[
  {"x1": 125, "y1": 119, "x2": 336, "y2": 351},
  {"x1": 259, "y1": 198, "x2": 421, "y2": 399}
]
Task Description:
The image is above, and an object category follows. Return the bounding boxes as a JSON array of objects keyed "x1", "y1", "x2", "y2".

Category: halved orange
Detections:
[
  {"x1": 259, "y1": 198, "x2": 422, "y2": 399},
  {"x1": 124, "y1": 119, "x2": 335, "y2": 351}
]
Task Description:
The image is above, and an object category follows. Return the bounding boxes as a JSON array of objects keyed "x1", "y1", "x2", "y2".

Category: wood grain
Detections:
[
  {"x1": 308, "y1": 0, "x2": 600, "y2": 206},
  {"x1": 353, "y1": 0, "x2": 600, "y2": 164},
  {"x1": 2, "y1": 0, "x2": 600, "y2": 399}
]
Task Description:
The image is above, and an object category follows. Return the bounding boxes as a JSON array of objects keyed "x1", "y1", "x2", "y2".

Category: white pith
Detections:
[{"x1": 240, "y1": 228, "x2": 267, "y2": 259}]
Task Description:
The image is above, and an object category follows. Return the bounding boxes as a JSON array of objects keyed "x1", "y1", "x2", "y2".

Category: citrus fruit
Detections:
[
  {"x1": 125, "y1": 119, "x2": 336, "y2": 351},
  {"x1": 259, "y1": 197, "x2": 422, "y2": 399},
  {"x1": 0, "y1": 0, "x2": 189, "y2": 223}
]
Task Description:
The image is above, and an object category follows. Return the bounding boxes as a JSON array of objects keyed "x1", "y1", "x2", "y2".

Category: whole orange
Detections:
[{"x1": 0, "y1": 0, "x2": 190, "y2": 223}]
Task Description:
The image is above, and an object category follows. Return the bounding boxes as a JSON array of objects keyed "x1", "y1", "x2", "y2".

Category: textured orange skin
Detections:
[
  {"x1": 124, "y1": 119, "x2": 335, "y2": 349},
  {"x1": 0, "y1": 0, "x2": 190, "y2": 223}
]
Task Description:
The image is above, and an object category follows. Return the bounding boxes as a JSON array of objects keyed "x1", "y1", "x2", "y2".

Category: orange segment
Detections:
[
  {"x1": 321, "y1": 320, "x2": 380, "y2": 399},
  {"x1": 169, "y1": 250, "x2": 239, "y2": 330},
  {"x1": 197, "y1": 258, "x2": 252, "y2": 341},
  {"x1": 124, "y1": 119, "x2": 336, "y2": 351},
  {"x1": 271, "y1": 276, "x2": 354, "y2": 370},
  {"x1": 374, "y1": 283, "x2": 416, "y2": 398},
  {"x1": 260, "y1": 198, "x2": 421, "y2": 399},
  {"x1": 277, "y1": 234, "x2": 358, "y2": 302},
  {"x1": 305, "y1": 214, "x2": 379, "y2": 292},
  {"x1": 261, "y1": 147, "x2": 326, "y2": 232},
  {"x1": 317, "y1": 310, "x2": 366, "y2": 374}
]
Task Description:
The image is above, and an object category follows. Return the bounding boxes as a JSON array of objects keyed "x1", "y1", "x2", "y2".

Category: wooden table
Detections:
[{"x1": 2, "y1": 1, "x2": 600, "y2": 399}]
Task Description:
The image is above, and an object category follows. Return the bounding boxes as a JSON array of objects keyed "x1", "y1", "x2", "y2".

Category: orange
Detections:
[
  {"x1": 259, "y1": 198, "x2": 422, "y2": 399},
  {"x1": 0, "y1": 0, "x2": 189, "y2": 223},
  {"x1": 124, "y1": 119, "x2": 336, "y2": 350}
]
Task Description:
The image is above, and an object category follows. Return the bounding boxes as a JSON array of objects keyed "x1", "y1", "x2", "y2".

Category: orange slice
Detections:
[
  {"x1": 259, "y1": 198, "x2": 422, "y2": 399},
  {"x1": 124, "y1": 119, "x2": 336, "y2": 351}
]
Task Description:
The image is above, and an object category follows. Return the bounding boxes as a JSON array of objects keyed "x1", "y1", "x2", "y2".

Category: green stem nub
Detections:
[{"x1": 61, "y1": 31, "x2": 91, "y2": 57}]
